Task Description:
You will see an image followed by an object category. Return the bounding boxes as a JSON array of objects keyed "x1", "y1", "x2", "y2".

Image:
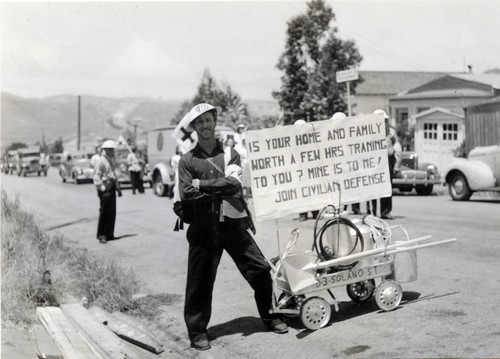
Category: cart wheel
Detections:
[
  {"x1": 278, "y1": 293, "x2": 304, "y2": 318},
  {"x1": 346, "y1": 279, "x2": 376, "y2": 302},
  {"x1": 300, "y1": 297, "x2": 331, "y2": 330},
  {"x1": 375, "y1": 280, "x2": 403, "y2": 311}
]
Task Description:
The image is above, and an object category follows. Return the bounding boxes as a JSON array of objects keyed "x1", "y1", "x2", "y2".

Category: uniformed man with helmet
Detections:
[
  {"x1": 93, "y1": 139, "x2": 122, "y2": 243},
  {"x1": 177, "y1": 103, "x2": 288, "y2": 351}
]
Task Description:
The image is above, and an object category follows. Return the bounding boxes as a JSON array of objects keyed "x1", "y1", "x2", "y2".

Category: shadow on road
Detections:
[
  {"x1": 286, "y1": 291, "x2": 427, "y2": 337},
  {"x1": 108, "y1": 234, "x2": 138, "y2": 241},
  {"x1": 208, "y1": 316, "x2": 268, "y2": 339}
]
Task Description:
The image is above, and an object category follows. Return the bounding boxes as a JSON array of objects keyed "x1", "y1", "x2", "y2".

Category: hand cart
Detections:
[{"x1": 263, "y1": 204, "x2": 456, "y2": 331}]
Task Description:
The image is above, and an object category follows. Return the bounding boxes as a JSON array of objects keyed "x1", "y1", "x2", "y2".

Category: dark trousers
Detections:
[
  {"x1": 129, "y1": 171, "x2": 144, "y2": 194},
  {"x1": 184, "y1": 218, "x2": 274, "y2": 338},
  {"x1": 97, "y1": 184, "x2": 116, "y2": 240},
  {"x1": 381, "y1": 155, "x2": 396, "y2": 216},
  {"x1": 366, "y1": 199, "x2": 378, "y2": 216}
]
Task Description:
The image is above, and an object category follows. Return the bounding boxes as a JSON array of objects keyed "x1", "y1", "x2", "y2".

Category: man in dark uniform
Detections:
[
  {"x1": 375, "y1": 109, "x2": 401, "y2": 219},
  {"x1": 177, "y1": 103, "x2": 288, "y2": 351},
  {"x1": 93, "y1": 140, "x2": 122, "y2": 243}
]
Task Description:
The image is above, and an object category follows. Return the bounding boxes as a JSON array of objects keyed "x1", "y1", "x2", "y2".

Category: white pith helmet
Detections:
[
  {"x1": 187, "y1": 103, "x2": 222, "y2": 130},
  {"x1": 373, "y1": 109, "x2": 389, "y2": 119},
  {"x1": 101, "y1": 140, "x2": 117, "y2": 149},
  {"x1": 294, "y1": 119, "x2": 306, "y2": 125},
  {"x1": 331, "y1": 112, "x2": 347, "y2": 120}
]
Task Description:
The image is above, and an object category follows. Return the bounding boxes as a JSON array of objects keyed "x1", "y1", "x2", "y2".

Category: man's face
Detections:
[
  {"x1": 192, "y1": 111, "x2": 216, "y2": 140},
  {"x1": 104, "y1": 148, "x2": 115, "y2": 157}
]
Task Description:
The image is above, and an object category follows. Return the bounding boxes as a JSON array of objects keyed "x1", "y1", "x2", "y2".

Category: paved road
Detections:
[{"x1": 2, "y1": 169, "x2": 500, "y2": 358}]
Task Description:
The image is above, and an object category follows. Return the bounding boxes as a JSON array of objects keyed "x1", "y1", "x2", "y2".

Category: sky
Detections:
[{"x1": 1, "y1": 0, "x2": 500, "y2": 101}]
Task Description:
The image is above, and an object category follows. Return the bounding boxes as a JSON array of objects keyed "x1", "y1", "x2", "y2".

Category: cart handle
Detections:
[{"x1": 309, "y1": 235, "x2": 436, "y2": 270}]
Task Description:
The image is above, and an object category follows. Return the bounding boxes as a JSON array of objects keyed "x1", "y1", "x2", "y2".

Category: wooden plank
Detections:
[
  {"x1": 108, "y1": 312, "x2": 164, "y2": 354},
  {"x1": 87, "y1": 305, "x2": 113, "y2": 324},
  {"x1": 88, "y1": 305, "x2": 163, "y2": 354},
  {"x1": 44, "y1": 306, "x2": 101, "y2": 358},
  {"x1": 37, "y1": 307, "x2": 84, "y2": 359},
  {"x1": 32, "y1": 324, "x2": 63, "y2": 359},
  {"x1": 60, "y1": 303, "x2": 127, "y2": 359},
  {"x1": 111, "y1": 312, "x2": 162, "y2": 343},
  {"x1": 62, "y1": 303, "x2": 162, "y2": 359}
]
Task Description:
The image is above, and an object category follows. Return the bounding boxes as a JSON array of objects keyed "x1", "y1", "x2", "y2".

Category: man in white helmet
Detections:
[
  {"x1": 177, "y1": 103, "x2": 288, "y2": 350},
  {"x1": 93, "y1": 140, "x2": 122, "y2": 243}
]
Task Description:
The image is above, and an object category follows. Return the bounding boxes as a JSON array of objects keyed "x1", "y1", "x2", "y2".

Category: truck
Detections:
[
  {"x1": 443, "y1": 144, "x2": 500, "y2": 200},
  {"x1": 4, "y1": 150, "x2": 19, "y2": 174},
  {"x1": 147, "y1": 125, "x2": 236, "y2": 197},
  {"x1": 15, "y1": 146, "x2": 46, "y2": 176}
]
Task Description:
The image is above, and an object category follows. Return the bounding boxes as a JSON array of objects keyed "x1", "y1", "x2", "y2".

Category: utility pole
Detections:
[
  {"x1": 336, "y1": 68, "x2": 359, "y2": 117},
  {"x1": 77, "y1": 95, "x2": 81, "y2": 151}
]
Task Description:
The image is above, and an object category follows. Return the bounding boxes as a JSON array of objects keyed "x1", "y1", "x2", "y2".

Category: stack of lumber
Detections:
[{"x1": 34, "y1": 303, "x2": 165, "y2": 359}]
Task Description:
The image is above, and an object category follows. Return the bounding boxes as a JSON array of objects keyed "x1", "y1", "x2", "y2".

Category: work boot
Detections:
[
  {"x1": 190, "y1": 333, "x2": 211, "y2": 351},
  {"x1": 97, "y1": 235, "x2": 107, "y2": 244},
  {"x1": 264, "y1": 318, "x2": 288, "y2": 334}
]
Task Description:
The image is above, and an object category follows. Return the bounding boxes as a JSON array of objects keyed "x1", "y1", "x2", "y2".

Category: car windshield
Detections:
[
  {"x1": 20, "y1": 152, "x2": 39, "y2": 157},
  {"x1": 74, "y1": 159, "x2": 91, "y2": 167}
]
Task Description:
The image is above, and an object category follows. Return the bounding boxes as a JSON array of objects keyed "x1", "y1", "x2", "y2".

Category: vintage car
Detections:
[
  {"x1": 48, "y1": 153, "x2": 65, "y2": 167},
  {"x1": 4, "y1": 150, "x2": 19, "y2": 174},
  {"x1": 15, "y1": 147, "x2": 46, "y2": 176},
  {"x1": 114, "y1": 147, "x2": 152, "y2": 189},
  {"x1": 59, "y1": 152, "x2": 94, "y2": 184},
  {"x1": 443, "y1": 144, "x2": 500, "y2": 200},
  {"x1": 393, "y1": 151, "x2": 441, "y2": 195}
]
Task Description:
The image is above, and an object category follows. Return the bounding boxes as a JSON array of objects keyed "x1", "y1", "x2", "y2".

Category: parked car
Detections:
[
  {"x1": 15, "y1": 147, "x2": 46, "y2": 176},
  {"x1": 48, "y1": 153, "x2": 65, "y2": 167},
  {"x1": 59, "y1": 152, "x2": 94, "y2": 184},
  {"x1": 443, "y1": 144, "x2": 500, "y2": 200},
  {"x1": 4, "y1": 150, "x2": 18, "y2": 174},
  {"x1": 392, "y1": 151, "x2": 441, "y2": 195},
  {"x1": 114, "y1": 147, "x2": 152, "y2": 189}
]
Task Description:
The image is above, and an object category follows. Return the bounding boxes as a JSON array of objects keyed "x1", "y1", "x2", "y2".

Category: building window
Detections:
[
  {"x1": 396, "y1": 108, "x2": 409, "y2": 125},
  {"x1": 423, "y1": 122, "x2": 438, "y2": 140},
  {"x1": 443, "y1": 123, "x2": 458, "y2": 141}
]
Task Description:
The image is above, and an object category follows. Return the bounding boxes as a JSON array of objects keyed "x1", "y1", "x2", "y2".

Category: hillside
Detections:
[{"x1": 1, "y1": 92, "x2": 279, "y2": 152}]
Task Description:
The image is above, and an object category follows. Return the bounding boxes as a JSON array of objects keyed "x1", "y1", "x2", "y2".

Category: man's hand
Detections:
[
  {"x1": 192, "y1": 179, "x2": 200, "y2": 189},
  {"x1": 117, "y1": 188, "x2": 122, "y2": 197}
]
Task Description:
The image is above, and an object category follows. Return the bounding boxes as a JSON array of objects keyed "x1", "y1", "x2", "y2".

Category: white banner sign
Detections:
[{"x1": 245, "y1": 114, "x2": 391, "y2": 222}]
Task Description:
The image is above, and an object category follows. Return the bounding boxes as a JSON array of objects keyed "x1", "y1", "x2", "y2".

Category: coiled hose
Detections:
[{"x1": 312, "y1": 206, "x2": 364, "y2": 271}]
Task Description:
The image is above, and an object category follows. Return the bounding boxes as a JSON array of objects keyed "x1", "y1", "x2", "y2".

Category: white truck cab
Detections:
[{"x1": 147, "y1": 125, "x2": 236, "y2": 197}]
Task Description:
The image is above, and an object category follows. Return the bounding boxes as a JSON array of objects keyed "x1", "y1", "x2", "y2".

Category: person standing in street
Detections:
[
  {"x1": 93, "y1": 140, "x2": 122, "y2": 244},
  {"x1": 91, "y1": 145, "x2": 101, "y2": 169},
  {"x1": 177, "y1": 103, "x2": 288, "y2": 351},
  {"x1": 375, "y1": 109, "x2": 402, "y2": 220},
  {"x1": 127, "y1": 145, "x2": 144, "y2": 194}
]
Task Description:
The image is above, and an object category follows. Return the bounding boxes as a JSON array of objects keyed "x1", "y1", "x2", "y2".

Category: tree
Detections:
[
  {"x1": 171, "y1": 69, "x2": 249, "y2": 129},
  {"x1": 274, "y1": 0, "x2": 363, "y2": 125},
  {"x1": 50, "y1": 137, "x2": 64, "y2": 154}
]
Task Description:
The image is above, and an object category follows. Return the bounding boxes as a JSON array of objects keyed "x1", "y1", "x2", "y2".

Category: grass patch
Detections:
[{"x1": 1, "y1": 191, "x2": 144, "y2": 328}]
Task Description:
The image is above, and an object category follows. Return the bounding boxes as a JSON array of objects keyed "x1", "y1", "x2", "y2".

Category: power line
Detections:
[{"x1": 334, "y1": 19, "x2": 431, "y2": 72}]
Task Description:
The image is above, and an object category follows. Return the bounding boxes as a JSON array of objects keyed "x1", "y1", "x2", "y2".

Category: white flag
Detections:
[
  {"x1": 117, "y1": 135, "x2": 131, "y2": 151},
  {"x1": 171, "y1": 112, "x2": 198, "y2": 154}
]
